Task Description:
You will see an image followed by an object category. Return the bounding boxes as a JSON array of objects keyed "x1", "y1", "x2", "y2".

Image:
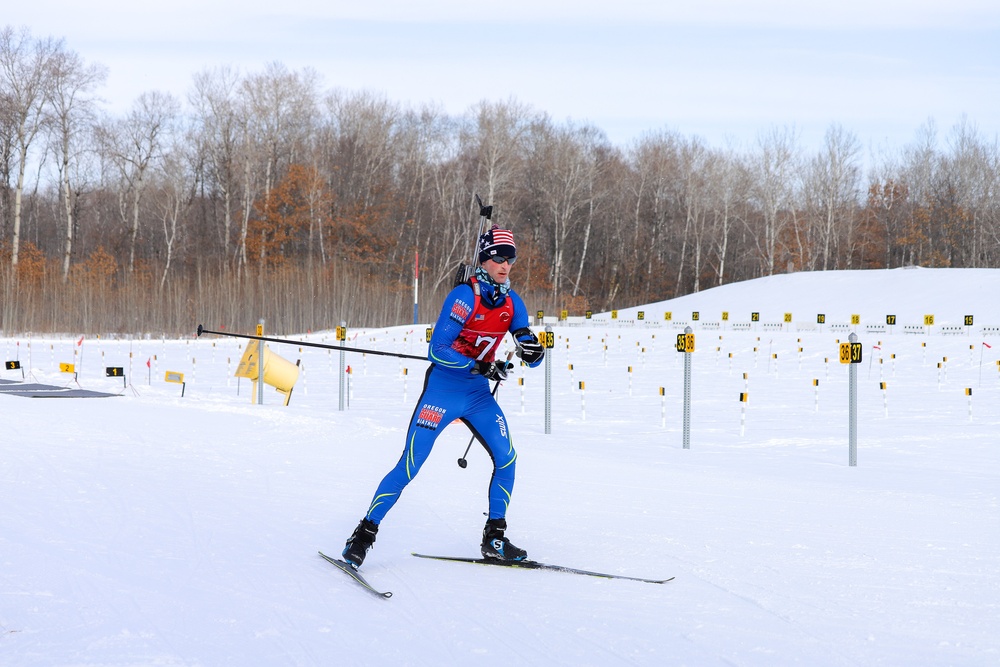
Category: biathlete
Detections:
[{"x1": 341, "y1": 225, "x2": 545, "y2": 568}]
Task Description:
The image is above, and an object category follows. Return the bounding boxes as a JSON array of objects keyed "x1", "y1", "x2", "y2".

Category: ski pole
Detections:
[
  {"x1": 196, "y1": 325, "x2": 428, "y2": 362},
  {"x1": 458, "y1": 351, "x2": 513, "y2": 469}
]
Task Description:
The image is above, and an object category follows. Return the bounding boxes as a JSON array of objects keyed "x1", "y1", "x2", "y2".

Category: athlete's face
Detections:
[{"x1": 482, "y1": 255, "x2": 513, "y2": 283}]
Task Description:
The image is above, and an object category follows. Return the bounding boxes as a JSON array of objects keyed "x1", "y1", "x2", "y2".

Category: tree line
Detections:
[{"x1": 2, "y1": 26, "x2": 998, "y2": 335}]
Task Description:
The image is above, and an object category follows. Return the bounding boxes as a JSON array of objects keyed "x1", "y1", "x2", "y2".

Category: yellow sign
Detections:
[
  {"x1": 336, "y1": 326, "x2": 347, "y2": 341},
  {"x1": 676, "y1": 333, "x2": 695, "y2": 353},
  {"x1": 637, "y1": 311, "x2": 645, "y2": 321},
  {"x1": 851, "y1": 314, "x2": 860, "y2": 325},
  {"x1": 784, "y1": 313, "x2": 793, "y2": 323},
  {"x1": 611, "y1": 310, "x2": 618, "y2": 319},
  {"x1": 542, "y1": 331, "x2": 555, "y2": 349},
  {"x1": 560, "y1": 310, "x2": 568, "y2": 320},
  {"x1": 664, "y1": 311, "x2": 672, "y2": 321},
  {"x1": 817, "y1": 314, "x2": 826, "y2": 324},
  {"x1": 425, "y1": 327, "x2": 433, "y2": 343},
  {"x1": 964, "y1": 315, "x2": 974, "y2": 326},
  {"x1": 165, "y1": 371, "x2": 185, "y2": 383},
  {"x1": 924, "y1": 314, "x2": 935, "y2": 326},
  {"x1": 751, "y1": 312, "x2": 760, "y2": 322},
  {"x1": 536, "y1": 310, "x2": 544, "y2": 320},
  {"x1": 256, "y1": 323, "x2": 263, "y2": 336},
  {"x1": 59, "y1": 363, "x2": 75, "y2": 373},
  {"x1": 839, "y1": 342, "x2": 862, "y2": 364},
  {"x1": 692, "y1": 311, "x2": 700, "y2": 321},
  {"x1": 886, "y1": 314, "x2": 896, "y2": 325},
  {"x1": 721, "y1": 311, "x2": 729, "y2": 321}
]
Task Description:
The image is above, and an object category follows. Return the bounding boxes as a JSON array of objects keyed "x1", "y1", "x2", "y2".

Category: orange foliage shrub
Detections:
[
  {"x1": 14, "y1": 242, "x2": 49, "y2": 284},
  {"x1": 71, "y1": 246, "x2": 119, "y2": 289}
]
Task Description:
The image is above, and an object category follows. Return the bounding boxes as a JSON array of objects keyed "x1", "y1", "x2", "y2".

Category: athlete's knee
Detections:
[{"x1": 494, "y1": 446, "x2": 517, "y2": 476}]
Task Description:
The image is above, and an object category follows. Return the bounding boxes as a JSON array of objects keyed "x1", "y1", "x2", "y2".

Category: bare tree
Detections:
[
  {"x1": 805, "y1": 124, "x2": 861, "y2": 270},
  {"x1": 943, "y1": 116, "x2": 998, "y2": 268},
  {"x1": 321, "y1": 88, "x2": 404, "y2": 271},
  {"x1": 705, "y1": 145, "x2": 747, "y2": 286},
  {"x1": 0, "y1": 26, "x2": 60, "y2": 267},
  {"x1": 399, "y1": 107, "x2": 474, "y2": 293},
  {"x1": 150, "y1": 133, "x2": 198, "y2": 292},
  {"x1": 247, "y1": 63, "x2": 318, "y2": 197},
  {"x1": 747, "y1": 126, "x2": 800, "y2": 275},
  {"x1": 96, "y1": 90, "x2": 179, "y2": 274},
  {"x1": 47, "y1": 45, "x2": 106, "y2": 282},
  {"x1": 189, "y1": 66, "x2": 242, "y2": 268},
  {"x1": 898, "y1": 120, "x2": 939, "y2": 266},
  {"x1": 467, "y1": 98, "x2": 537, "y2": 207},
  {"x1": 528, "y1": 120, "x2": 606, "y2": 300},
  {"x1": 238, "y1": 63, "x2": 317, "y2": 268},
  {"x1": 627, "y1": 130, "x2": 687, "y2": 298},
  {"x1": 674, "y1": 136, "x2": 713, "y2": 293}
]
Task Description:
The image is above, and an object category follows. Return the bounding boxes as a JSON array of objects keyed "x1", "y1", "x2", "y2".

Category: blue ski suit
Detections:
[{"x1": 363, "y1": 276, "x2": 542, "y2": 525}]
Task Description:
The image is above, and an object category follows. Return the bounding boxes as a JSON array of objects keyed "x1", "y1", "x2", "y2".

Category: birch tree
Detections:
[
  {"x1": 150, "y1": 135, "x2": 198, "y2": 292},
  {"x1": 0, "y1": 26, "x2": 60, "y2": 268},
  {"x1": 706, "y1": 147, "x2": 747, "y2": 286}
]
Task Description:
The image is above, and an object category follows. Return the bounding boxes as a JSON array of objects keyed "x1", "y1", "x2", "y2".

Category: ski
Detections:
[
  {"x1": 318, "y1": 551, "x2": 392, "y2": 599},
  {"x1": 411, "y1": 553, "x2": 673, "y2": 585}
]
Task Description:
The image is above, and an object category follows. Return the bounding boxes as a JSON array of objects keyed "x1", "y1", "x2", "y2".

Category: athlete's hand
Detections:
[
  {"x1": 512, "y1": 328, "x2": 545, "y2": 364},
  {"x1": 515, "y1": 339, "x2": 544, "y2": 364},
  {"x1": 473, "y1": 360, "x2": 512, "y2": 381}
]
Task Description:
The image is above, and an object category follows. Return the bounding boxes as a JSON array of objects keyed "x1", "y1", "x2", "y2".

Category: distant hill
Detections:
[{"x1": 601, "y1": 267, "x2": 1000, "y2": 328}]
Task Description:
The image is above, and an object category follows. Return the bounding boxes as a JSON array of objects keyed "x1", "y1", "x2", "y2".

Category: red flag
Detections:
[
  {"x1": 146, "y1": 357, "x2": 151, "y2": 368},
  {"x1": 984, "y1": 342, "x2": 993, "y2": 349},
  {"x1": 77, "y1": 335, "x2": 84, "y2": 346}
]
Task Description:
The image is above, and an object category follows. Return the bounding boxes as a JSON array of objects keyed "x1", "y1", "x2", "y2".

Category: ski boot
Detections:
[
  {"x1": 481, "y1": 518, "x2": 527, "y2": 562},
  {"x1": 342, "y1": 518, "x2": 378, "y2": 569}
]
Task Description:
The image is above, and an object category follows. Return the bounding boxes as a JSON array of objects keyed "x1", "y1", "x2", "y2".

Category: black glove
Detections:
[
  {"x1": 512, "y1": 327, "x2": 545, "y2": 364},
  {"x1": 473, "y1": 360, "x2": 512, "y2": 381}
]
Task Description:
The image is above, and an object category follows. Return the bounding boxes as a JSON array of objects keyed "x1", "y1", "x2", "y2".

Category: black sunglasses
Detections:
[{"x1": 489, "y1": 255, "x2": 517, "y2": 265}]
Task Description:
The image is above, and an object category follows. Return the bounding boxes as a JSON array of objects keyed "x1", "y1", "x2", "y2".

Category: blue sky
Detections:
[{"x1": 7, "y1": 1, "x2": 999, "y2": 156}]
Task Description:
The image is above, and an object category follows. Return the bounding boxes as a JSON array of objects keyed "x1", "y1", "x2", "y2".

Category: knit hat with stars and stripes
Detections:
[{"x1": 478, "y1": 226, "x2": 516, "y2": 263}]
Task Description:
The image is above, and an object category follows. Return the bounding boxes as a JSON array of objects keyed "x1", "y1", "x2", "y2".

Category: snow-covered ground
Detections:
[{"x1": 2, "y1": 267, "x2": 998, "y2": 666}]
